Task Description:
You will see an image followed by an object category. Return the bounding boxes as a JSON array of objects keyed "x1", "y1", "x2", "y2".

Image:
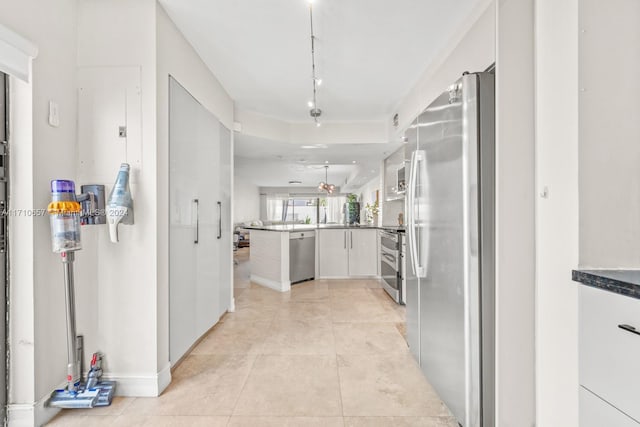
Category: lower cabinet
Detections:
[
  {"x1": 318, "y1": 229, "x2": 377, "y2": 278},
  {"x1": 580, "y1": 387, "x2": 639, "y2": 427},
  {"x1": 579, "y1": 285, "x2": 640, "y2": 425}
]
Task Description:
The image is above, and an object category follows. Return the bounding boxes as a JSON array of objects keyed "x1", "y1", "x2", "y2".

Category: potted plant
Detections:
[
  {"x1": 364, "y1": 200, "x2": 379, "y2": 225},
  {"x1": 344, "y1": 193, "x2": 360, "y2": 225}
]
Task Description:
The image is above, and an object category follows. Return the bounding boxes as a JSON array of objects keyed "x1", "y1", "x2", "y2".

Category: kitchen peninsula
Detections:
[{"x1": 244, "y1": 224, "x2": 396, "y2": 291}]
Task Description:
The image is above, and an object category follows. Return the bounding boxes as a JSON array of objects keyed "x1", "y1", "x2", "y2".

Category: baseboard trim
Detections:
[
  {"x1": 102, "y1": 366, "x2": 172, "y2": 397},
  {"x1": 156, "y1": 364, "x2": 172, "y2": 395},
  {"x1": 8, "y1": 380, "x2": 64, "y2": 427},
  {"x1": 250, "y1": 274, "x2": 290, "y2": 292}
]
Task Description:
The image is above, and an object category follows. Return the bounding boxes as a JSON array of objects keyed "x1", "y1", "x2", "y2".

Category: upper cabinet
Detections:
[{"x1": 384, "y1": 146, "x2": 407, "y2": 201}]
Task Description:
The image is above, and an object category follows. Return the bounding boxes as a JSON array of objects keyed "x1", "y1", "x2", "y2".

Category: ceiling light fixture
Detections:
[
  {"x1": 318, "y1": 165, "x2": 335, "y2": 194},
  {"x1": 307, "y1": 1, "x2": 322, "y2": 127}
]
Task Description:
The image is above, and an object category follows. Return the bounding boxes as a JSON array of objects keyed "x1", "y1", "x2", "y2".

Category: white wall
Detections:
[
  {"x1": 391, "y1": 0, "x2": 495, "y2": 138},
  {"x1": 495, "y1": 0, "x2": 536, "y2": 425},
  {"x1": 535, "y1": 0, "x2": 580, "y2": 425},
  {"x1": 0, "y1": 1, "x2": 79, "y2": 424},
  {"x1": 76, "y1": 0, "x2": 161, "y2": 397},
  {"x1": 156, "y1": 1, "x2": 234, "y2": 375},
  {"x1": 534, "y1": 0, "x2": 582, "y2": 422},
  {"x1": 579, "y1": 0, "x2": 640, "y2": 268},
  {"x1": 233, "y1": 174, "x2": 260, "y2": 224},
  {"x1": 351, "y1": 176, "x2": 380, "y2": 225}
]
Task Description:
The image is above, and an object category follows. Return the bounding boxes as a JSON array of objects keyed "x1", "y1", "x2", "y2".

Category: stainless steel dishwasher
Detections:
[{"x1": 289, "y1": 231, "x2": 315, "y2": 284}]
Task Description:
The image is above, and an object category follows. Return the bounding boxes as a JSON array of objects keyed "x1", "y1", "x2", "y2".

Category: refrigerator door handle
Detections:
[
  {"x1": 409, "y1": 150, "x2": 427, "y2": 278},
  {"x1": 416, "y1": 151, "x2": 428, "y2": 278},
  {"x1": 408, "y1": 151, "x2": 419, "y2": 277}
]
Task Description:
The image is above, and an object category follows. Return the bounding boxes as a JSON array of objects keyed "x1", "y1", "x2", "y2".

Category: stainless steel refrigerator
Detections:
[{"x1": 405, "y1": 72, "x2": 495, "y2": 427}]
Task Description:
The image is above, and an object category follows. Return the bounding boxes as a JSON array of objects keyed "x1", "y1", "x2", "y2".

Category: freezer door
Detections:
[
  {"x1": 404, "y1": 118, "x2": 421, "y2": 362},
  {"x1": 416, "y1": 84, "x2": 467, "y2": 424}
]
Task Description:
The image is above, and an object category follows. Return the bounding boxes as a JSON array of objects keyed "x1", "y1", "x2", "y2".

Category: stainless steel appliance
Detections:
[
  {"x1": 289, "y1": 231, "x2": 315, "y2": 284},
  {"x1": 380, "y1": 230, "x2": 402, "y2": 303},
  {"x1": 405, "y1": 72, "x2": 495, "y2": 427}
]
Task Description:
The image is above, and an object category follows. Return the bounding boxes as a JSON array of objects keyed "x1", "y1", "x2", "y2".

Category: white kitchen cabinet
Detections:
[
  {"x1": 580, "y1": 387, "x2": 639, "y2": 427},
  {"x1": 169, "y1": 77, "x2": 231, "y2": 365},
  {"x1": 348, "y1": 229, "x2": 378, "y2": 276},
  {"x1": 318, "y1": 229, "x2": 377, "y2": 278},
  {"x1": 318, "y1": 229, "x2": 349, "y2": 277},
  {"x1": 579, "y1": 285, "x2": 640, "y2": 425}
]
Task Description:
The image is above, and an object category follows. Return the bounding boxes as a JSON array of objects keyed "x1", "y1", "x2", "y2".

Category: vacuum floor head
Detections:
[
  {"x1": 48, "y1": 389, "x2": 99, "y2": 409},
  {"x1": 47, "y1": 381, "x2": 116, "y2": 409}
]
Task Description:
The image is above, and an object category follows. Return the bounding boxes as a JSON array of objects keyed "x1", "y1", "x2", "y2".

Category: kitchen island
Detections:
[{"x1": 244, "y1": 224, "x2": 397, "y2": 292}]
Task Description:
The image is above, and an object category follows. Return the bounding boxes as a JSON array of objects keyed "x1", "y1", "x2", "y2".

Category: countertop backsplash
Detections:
[{"x1": 382, "y1": 198, "x2": 405, "y2": 227}]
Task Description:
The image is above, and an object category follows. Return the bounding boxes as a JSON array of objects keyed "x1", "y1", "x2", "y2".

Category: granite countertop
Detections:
[
  {"x1": 243, "y1": 224, "x2": 405, "y2": 232},
  {"x1": 572, "y1": 269, "x2": 640, "y2": 300}
]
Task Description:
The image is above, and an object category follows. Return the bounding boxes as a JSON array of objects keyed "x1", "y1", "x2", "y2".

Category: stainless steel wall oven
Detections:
[{"x1": 380, "y1": 230, "x2": 402, "y2": 304}]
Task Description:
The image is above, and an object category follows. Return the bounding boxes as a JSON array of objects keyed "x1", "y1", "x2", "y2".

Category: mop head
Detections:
[{"x1": 47, "y1": 381, "x2": 116, "y2": 409}]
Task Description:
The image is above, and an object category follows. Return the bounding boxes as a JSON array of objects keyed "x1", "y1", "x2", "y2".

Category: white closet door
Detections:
[
  {"x1": 218, "y1": 125, "x2": 232, "y2": 317},
  {"x1": 195, "y1": 104, "x2": 220, "y2": 336},
  {"x1": 169, "y1": 77, "x2": 199, "y2": 364}
]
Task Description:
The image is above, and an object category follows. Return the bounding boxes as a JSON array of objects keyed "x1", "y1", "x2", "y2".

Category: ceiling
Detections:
[
  {"x1": 159, "y1": 0, "x2": 482, "y2": 122},
  {"x1": 159, "y1": 0, "x2": 483, "y2": 190},
  {"x1": 235, "y1": 134, "x2": 402, "y2": 190}
]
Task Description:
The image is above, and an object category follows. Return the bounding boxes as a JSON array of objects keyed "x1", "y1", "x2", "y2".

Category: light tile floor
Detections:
[{"x1": 48, "y1": 248, "x2": 456, "y2": 426}]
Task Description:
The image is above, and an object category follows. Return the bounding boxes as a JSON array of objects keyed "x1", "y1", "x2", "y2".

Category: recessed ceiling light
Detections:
[
  {"x1": 325, "y1": 160, "x2": 329, "y2": 164},
  {"x1": 352, "y1": 160, "x2": 356, "y2": 163},
  {"x1": 289, "y1": 180, "x2": 302, "y2": 185}
]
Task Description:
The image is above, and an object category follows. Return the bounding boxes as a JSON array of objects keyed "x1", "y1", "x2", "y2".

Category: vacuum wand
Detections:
[{"x1": 62, "y1": 251, "x2": 79, "y2": 392}]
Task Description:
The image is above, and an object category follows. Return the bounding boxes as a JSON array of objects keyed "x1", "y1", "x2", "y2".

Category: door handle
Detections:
[
  {"x1": 217, "y1": 201, "x2": 222, "y2": 239},
  {"x1": 350, "y1": 231, "x2": 353, "y2": 249},
  {"x1": 193, "y1": 199, "x2": 199, "y2": 244},
  {"x1": 408, "y1": 151, "x2": 423, "y2": 277},
  {"x1": 344, "y1": 231, "x2": 346, "y2": 249},
  {"x1": 416, "y1": 150, "x2": 428, "y2": 278},
  {"x1": 618, "y1": 324, "x2": 640, "y2": 336}
]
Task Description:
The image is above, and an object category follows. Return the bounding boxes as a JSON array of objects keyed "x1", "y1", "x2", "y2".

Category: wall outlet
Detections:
[{"x1": 48, "y1": 101, "x2": 60, "y2": 127}]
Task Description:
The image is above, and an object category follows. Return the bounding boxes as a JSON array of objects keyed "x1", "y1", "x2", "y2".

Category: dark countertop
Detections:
[
  {"x1": 572, "y1": 269, "x2": 640, "y2": 300},
  {"x1": 243, "y1": 224, "x2": 405, "y2": 232}
]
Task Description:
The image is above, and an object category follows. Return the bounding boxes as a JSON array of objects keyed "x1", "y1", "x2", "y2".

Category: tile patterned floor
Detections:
[{"x1": 48, "y1": 248, "x2": 456, "y2": 426}]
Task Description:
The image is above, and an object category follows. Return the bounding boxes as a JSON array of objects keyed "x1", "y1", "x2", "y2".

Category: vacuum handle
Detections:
[{"x1": 193, "y1": 199, "x2": 199, "y2": 244}]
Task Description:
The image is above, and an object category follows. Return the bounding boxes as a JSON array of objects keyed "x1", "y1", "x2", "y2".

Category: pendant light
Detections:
[{"x1": 318, "y1": 165, "x2": 335, "y2": 193}]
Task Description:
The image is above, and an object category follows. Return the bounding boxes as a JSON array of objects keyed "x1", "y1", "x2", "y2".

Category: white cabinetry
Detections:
[
  {"x1": 169, "y1": 77, "x2": 231, "y2": 365},
  {"x1": 580, "y1": 387, "x2": 639, "y2": 427},
  {"x1": 348, "y1": 229, "x2": 378, "y2": 276},
  {"x1": 318, "y1": 229, "x2": 377, "y2": 278},
  {"x1": 318, "y1": 229, "x2": 349, "y2": 277},
  {"x1": 579, "y1": 285, "x2": 640, "y2": 425}
]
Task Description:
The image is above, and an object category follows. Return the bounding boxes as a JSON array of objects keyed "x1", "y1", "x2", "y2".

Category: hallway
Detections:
[{"x1": 48, "y1": 248, "x2": 455, "y2": 426}]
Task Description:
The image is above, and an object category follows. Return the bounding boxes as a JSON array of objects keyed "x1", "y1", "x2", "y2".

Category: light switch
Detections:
[{"x1": 48, "y1": 101, "x2": 60, "y2": 127}]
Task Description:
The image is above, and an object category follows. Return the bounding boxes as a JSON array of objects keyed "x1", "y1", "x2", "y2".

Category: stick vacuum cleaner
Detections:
[{"x1": 46, "y1": 179, "x2": 116, "y2": 409}]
